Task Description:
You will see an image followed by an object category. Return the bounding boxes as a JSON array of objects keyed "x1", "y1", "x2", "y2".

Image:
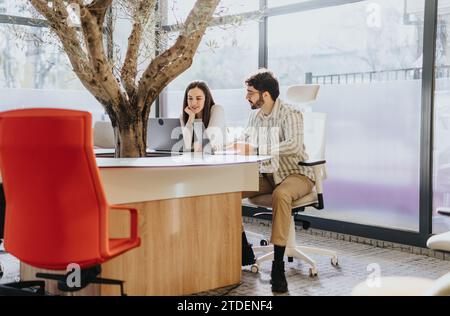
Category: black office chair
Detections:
[{"x1": 0, "y1": 183, "x2": 46, "y2": 295}]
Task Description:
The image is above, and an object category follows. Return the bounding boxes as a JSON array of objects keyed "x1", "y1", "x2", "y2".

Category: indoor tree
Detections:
[{"x1": 28, "y1": 0, "x2": 220, "y2": 157}]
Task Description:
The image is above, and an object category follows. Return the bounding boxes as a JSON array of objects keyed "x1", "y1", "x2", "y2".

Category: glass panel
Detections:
[
  {"x1": 0, "y1": 0, "x2": 36, "y2": 18},
  {"x1": 219, "y1": 0, "x2": 260, "y2": 14},
  {"x1": 0, "y1": 24, "x2": 104, "y2": 122},
  {"x1": 433, "y1": 0, "x2": 450, "y2": 234},
  {"x1": 165, "y1": 0, "x2": 259, "y2": 25},
  {"x1": 162, "y1": 21, "x2": 259, "y2": 128},
  {"x1": 268, "y1": 0, "x2": 424, "y2": 231},
  {"x1": 0, "y1": 25, "x2": 84, "y2": 90},
  {"x1": 268, "y1": 0, "x2": 312, "y2": 8}
]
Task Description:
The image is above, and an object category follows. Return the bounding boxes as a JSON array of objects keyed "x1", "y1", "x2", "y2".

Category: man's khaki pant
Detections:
[{"x1": 243, "y1": 173, "x2": 314, "y2": 246}]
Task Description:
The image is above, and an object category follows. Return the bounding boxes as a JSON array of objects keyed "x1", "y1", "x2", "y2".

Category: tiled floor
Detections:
[{"x1": 199, "y1": 220, "x2": 450, "y2": 296}]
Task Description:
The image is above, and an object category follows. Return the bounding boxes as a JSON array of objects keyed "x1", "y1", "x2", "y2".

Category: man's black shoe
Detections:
[{"x1": 271, "y1": 261, "x2": 288, "y2": 293}]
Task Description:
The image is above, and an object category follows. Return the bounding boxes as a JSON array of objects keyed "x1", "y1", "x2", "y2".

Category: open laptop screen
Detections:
[
  {"x1": 147, "y1": 118, "x2": 184, "y2": 152},
  {"x1": 147, "y1": 118, "x2": 212, "y2": 153}
]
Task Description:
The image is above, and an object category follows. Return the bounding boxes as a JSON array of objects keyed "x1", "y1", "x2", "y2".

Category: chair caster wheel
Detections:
[
  {"x1": 251, "y1": 264, "x2": 259, "y2": 273},
  {"x1": 260, "y1": 239, "x2": 269, "y2": 246},
  {"x1": 302, "y1": 221, "x2": 311, "y2": 230},
  {"x1": 309, "y1": 267, "x2": 318, "y2": 277},
  {"x1": 331, "y1": 257, "x2": 339, "y2": 266}
]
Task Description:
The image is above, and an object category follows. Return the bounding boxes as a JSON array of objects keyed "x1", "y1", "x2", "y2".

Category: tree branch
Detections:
[
  {"x1": 79, "y1": 6, "x2": 124, "y2": 109},
  {"x1": 87, "y1": 0, "x2": 113, "y2": 29},
  {"x1": 136, "y1": 0, "x2": 220, "y2": 110},
  {"x1": 29, "y1": 0, "x2": 110, "y2": 102},
  {"x1": 121, "y1": 0, "x2": 157, "y2": 98}
]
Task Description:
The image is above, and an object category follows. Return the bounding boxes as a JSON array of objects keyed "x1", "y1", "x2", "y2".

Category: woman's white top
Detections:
[{"x1": 180, "y1": 104, "x2": 226, "y2": 152}]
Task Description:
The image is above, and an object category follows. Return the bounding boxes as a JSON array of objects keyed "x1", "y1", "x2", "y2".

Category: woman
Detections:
[{"x1": 181, "y1": 81, "x2": 226, "y2": 152}]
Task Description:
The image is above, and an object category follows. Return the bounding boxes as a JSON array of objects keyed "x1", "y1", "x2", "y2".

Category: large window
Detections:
[
  {"x1": 433, "y1": 0, "x2": 450, "y2": 234},
  {"x1": 268, "y1": 0, "x2": 311, "y2": 8},
  {"x1": 0, "y1": 25, "x2": 84, "y2": 90},
  {"x1": 0, "y1": 1, "x2": 84, "y2": 90},
  {"x1": 0, "y1": 3, "x2": 106, "y2": 122},
  {"x1": 0, "y1": 0, "x2": 35, "y2": 18},
  {"x1": 0, "y1": 0, "x2": 444, "y2": 243},
  {"x1": 162, "y1": 20, "x2": 259, "y2": 127},
  {"x1": 166, "y1": 0, "x2": 259, "y2": 25},
  {"x1": 268, "y1": 0, "x2": 425, "y2": 231}
]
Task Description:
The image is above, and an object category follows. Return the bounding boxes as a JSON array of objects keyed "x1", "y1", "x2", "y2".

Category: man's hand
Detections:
[{"x1": 226, "y1": 142, "x2": 257, "y2": 155}]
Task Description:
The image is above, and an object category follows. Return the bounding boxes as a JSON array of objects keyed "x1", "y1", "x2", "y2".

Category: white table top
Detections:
[
  {"x1": 96, "y1": 153, "x2": 271, "y2": 168},
  {"x1": 0, "y1": 154, "x2": 270, "y2": 183},
  {"x1": 97, "y1": 153, "x2": 268, "y2": 203}
]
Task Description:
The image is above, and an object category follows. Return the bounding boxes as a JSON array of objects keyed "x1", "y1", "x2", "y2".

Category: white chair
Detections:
[
  {"x1": 428, "y1": 210, "x2": 450, "y2": 252},
  {"x1": 352, "y1": 212, "x2": 450, "y2": 296},
  {"x1": 243, "y1": 84, "x2": 338, "y2": 277},
  {"x1": 351, "y1": 273, "x2": 450, "y2": 296},
  {"x1": 286, "y1": 84, "x2": 320, "y2": 111},
  {"x1": 351, "y1": 213, "x2": 450, "y2": 296},
  {"x1": 93, "y1": 121, "x2": 115, "y2": 148}
]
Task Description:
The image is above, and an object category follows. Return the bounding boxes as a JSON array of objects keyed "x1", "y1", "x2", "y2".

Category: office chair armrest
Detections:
[
  {"x1": 298, "y1": 160, "x2": 326, "y2": 166},
  {"x1": 109, "y1": 205, "x2": 139, "y2": 240},
  {"x1": 299, "y1": 160, "x2": 327, "y2": 194},
  {"x1": 438, "y1": 208, "x2": 450, "y2": 217}
]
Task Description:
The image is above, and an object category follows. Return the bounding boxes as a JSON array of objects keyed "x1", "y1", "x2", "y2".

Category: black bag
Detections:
[{"x1": 241, "y1": 232, "x2": 256, "y2": 266}]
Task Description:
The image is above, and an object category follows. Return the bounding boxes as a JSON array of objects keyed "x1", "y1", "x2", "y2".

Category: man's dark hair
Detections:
[{"x1": 245, "y1": 69, "x2": 280, "y2": 101}]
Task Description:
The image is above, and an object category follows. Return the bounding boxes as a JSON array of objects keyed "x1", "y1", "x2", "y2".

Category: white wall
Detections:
[{"x1": 0, "y1": 88, "x2": 105, "y2": 123}]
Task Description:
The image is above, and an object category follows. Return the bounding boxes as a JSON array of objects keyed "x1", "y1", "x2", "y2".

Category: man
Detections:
[{"x1": 230, "y1": 69, "x2": 315, "y2": 293}]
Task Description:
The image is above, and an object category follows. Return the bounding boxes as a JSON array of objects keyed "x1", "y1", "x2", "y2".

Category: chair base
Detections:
[
  {"x1": 250, "y1": 215, "x2": 338, "y2": 277},
  {"x1": 0, "y1": 280, "x2": 46, "y2": 296},
  {"x1": 244, "y1": 231, "x2": 269, "y2": 246},
  {"x1": 36, "y1": 265, "x2": 127, "y2": 296}
]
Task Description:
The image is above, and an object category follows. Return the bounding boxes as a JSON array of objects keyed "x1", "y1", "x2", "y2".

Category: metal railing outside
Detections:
[{"x1": 306, "y1": 65, "x2": 450, "y2": 84}]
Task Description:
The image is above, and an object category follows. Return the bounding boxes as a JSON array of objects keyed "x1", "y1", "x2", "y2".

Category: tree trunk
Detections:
[{"x1": 113, "y1": 117, "x2": 148, "y2": 158}]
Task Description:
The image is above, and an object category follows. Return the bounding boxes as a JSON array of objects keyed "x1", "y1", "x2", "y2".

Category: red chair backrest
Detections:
[{"x1": 0, "y1": 108, "x2": 109, "y2": 269}]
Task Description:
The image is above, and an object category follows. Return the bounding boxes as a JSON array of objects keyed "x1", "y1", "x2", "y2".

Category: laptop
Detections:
[
  {"x1": 147, "y1": 118, "x2": 212, "y2": 154},
  {"x1": 147, "y1": 118, "x2": 184, "y2": 153}
]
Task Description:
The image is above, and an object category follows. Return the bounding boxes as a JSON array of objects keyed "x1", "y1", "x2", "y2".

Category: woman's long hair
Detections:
[{"x1": 182, "y1": 81, "x2": 215, "y2": 127}]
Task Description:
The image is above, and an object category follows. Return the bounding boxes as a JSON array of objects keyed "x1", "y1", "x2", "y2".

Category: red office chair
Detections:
[{"x1": 0, "y1": 108, "x2": 141, "y2": 295}]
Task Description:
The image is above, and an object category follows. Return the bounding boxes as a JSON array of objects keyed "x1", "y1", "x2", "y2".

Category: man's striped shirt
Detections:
[{"x1": 243, "y1": 98, "x2": 315, "y2": 185}]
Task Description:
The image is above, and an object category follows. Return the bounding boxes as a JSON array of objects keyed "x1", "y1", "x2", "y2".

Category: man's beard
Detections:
[{"x1": 250, "y1": 96, "x2": 264, "y2": 110}]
